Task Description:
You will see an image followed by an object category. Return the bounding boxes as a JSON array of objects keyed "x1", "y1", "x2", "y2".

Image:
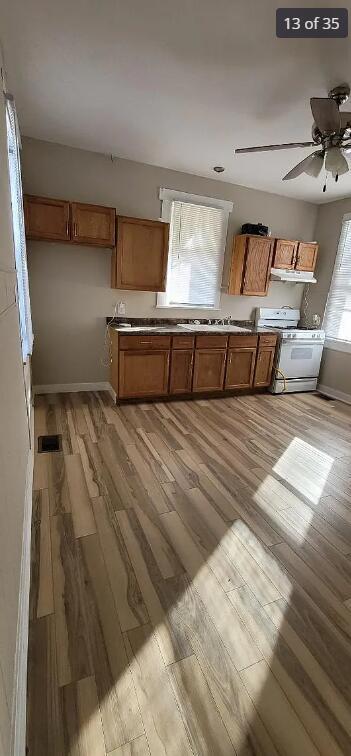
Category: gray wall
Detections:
[
  {"x1": 307, "y1": 197, "x2": 351, "y2": 398},
  {"x1": 0, "y1": 52, "x2": 31, "y2": 754},
  {"x1": 22, "y1": 137, "x2": 317, "y2": 386}
]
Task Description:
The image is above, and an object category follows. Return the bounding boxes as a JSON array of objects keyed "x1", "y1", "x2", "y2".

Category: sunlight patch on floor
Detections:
[{"x1": 272, "y1": 437, "x2": 334, "y2": 505}]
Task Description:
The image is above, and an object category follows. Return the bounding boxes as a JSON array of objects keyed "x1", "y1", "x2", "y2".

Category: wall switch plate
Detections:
[{"x1": 117, "y1": 301, "x2": 126, "y2": 315}]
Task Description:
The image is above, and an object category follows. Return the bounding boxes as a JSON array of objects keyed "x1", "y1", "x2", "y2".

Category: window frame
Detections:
[
  {"x1": 323, "y1": 212, "x2": 351, "y2": 355},
  {"x1": 5, "y1": 93, "x2": 33, "y2": 361},
  {"x1": 157, "y1": 188, "x2": 233, "y2": 310}
]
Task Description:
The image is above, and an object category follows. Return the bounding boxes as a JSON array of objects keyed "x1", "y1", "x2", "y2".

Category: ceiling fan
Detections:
[{"x1": 235, "y1": 84, "x2": 351, "y2": 191}]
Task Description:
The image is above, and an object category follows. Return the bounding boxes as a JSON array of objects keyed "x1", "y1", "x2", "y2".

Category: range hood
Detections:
[{"x1": 270, "y1": 268, "x2": 317, "y2": 284}]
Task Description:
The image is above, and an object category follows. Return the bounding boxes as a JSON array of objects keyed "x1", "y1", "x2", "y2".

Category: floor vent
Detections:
[{"x1": 38, "y1": 434, "x2": 62, "y2": 453}]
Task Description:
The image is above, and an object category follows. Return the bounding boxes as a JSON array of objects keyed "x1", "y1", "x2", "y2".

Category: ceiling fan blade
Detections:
[
  {"x1": 310, "y1": 98, "x2": 340, "y2": 134},
  {"x1": 235, "y1": 141, "x2": 315, "y2": 154},
  {"x1": 282, "y1": 152, "x2": 323, "y2": 181}
]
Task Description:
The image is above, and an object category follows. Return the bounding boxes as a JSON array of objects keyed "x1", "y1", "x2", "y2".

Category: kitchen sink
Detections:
[{"x1": 177, "y1": 323, "x2": 251, "y2": 332}]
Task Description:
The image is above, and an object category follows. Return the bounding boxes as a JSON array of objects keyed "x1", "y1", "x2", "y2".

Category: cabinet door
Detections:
[
  {"x1": 119, "y1": 350, "x2": 170, "y2": 398},
  {"x1": 71, "y1": 203, "x2": 115, "y2": 247},
  {"x1": 169, "y1": 350, "x2": 194, "y2": 394},
  {"x1": 273, "y1": 239, "x2": 298, "y2": 269},
  {"x1": 192, "y1": 349, "x2": 226, "y2": 392},
  {"x1": 24, "y1": 195, "x2": 70, "y2": 241},
  {"x1": 295, "y1": 242, "x2": 318, "y2": 272},
  {"x1": 253, "y1": 346, "x2": 275, "y2": 387},
  {"x1": 115, "y1": 216, "x2": 169, "y2": 291},
  {"x1": 225, "y1": 347, "x2": 256, "y2": 389},
  {"x1": 242, "y1": 237, "x2": 274, "y2": 296}
]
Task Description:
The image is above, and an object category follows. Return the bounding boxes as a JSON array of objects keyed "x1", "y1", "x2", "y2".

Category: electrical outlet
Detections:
[{"x1": 117, "y1": 301, "x2": 126, "y2": 316}]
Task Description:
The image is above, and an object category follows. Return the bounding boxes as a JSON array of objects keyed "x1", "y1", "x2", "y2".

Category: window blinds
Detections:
[
  {"x1": 165, "y1": 200, "x2": 227, "y2": 308},
  {"x1": 6, "y1": 97, "x2": 33, "y2": 359},
  {"x1": 323, "y1": 216, "x2": 351, "y2": 343}
]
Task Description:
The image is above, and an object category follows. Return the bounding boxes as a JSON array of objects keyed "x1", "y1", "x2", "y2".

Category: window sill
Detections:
[
  {"x1": 324, "y1": 338, "x2": 351, "y2": 355},
  {"x1": 155, "y1": 304, "x2": 221, "y2": 311}
]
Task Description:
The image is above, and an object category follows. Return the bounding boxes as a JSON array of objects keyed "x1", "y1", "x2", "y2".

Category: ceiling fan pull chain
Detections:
[
  {"x1": 323, "y1": 174, "x2": 327, "y2": 193},
  {"x1": 335, "y1": 173, "x2": 339, "y2": 183}
]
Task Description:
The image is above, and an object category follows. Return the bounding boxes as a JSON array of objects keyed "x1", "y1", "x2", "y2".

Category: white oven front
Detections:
[{"x1": 278, "y1": 340, "x2": 324, "y2": 379}]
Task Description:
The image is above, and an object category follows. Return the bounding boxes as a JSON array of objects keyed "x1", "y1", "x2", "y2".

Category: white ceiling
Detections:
[{"x1": 2, "y1": 0, "x2": 351, "y2": 203}]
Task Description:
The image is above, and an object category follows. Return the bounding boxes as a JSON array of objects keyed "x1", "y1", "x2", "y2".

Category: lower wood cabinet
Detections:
[
  {"x1": 192, "y1": 349, "x2": 226, "y2": 392},
  {"x1": 254, "y1": 345, "x2": 276, "y2": 387},
  {"x1": 225, "y1": 347, "x2": 256, "y2": 389},
  {"x1": 119, "y1": 350, "x2": 170, "y2": 398},
  {"x1": 109, "y1": 328, "x2": 277, "y2": 400},
  {"x1": 169, "y1": 350, "x2": 194, "y2": 394}
]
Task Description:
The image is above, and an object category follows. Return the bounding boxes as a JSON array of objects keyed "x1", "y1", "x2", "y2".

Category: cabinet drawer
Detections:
[
  {"x1": 228, "y1": 334, "x2": 258, "y2": 348},
  {"x1": 259, "y1": 333, "x2": 277, "y2": 346},
  {"x1": 172, "y1": 335, "x2": 195, "y2": 350},
  {"x1": 119, "y1": 334, "x2": 171, "y2": 350},
  {"x1": 196, "y1": 334, "x2": 228, "y2": 349}
]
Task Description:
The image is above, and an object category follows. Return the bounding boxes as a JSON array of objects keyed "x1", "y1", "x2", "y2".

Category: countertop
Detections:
[{"x1": 108, "y1": 321, "x2": 278, "y2": 336}]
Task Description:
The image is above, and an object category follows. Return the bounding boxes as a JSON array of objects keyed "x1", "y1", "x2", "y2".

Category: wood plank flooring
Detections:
[{"x1": 27, "y1": 390, "x2": 351, "y2": 755}]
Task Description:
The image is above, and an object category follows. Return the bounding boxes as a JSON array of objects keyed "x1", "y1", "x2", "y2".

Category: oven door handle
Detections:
[{"x1": 280, "y1": 340, "x2": 324, "y2": 347}]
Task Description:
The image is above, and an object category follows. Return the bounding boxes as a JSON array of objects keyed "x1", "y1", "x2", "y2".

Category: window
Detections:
[
  {"x1": 5, "y1": 94, "x2": 33, "y2": 360},
  {"x1": 323, "y1": 213, "x2": 351, "y2": 350},
  {"x1": 157, "y1": 189, "x2": 233, "y2": 309}
]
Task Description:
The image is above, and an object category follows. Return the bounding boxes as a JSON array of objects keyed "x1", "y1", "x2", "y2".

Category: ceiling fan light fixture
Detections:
[
  {"x1": 304, "y1": 151, "x2": 324, "y2": 178},
  {"x1": 325, "y1": 147, "x2": 349, "y2": 177}
]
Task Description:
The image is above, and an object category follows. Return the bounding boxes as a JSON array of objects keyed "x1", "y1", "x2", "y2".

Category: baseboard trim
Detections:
[
  {"x1": 317, "y1": 383, "x2": 351, "y2": 406},
  {"x1": 11, "y1": 409, "x2": 34, "y2": 756},
  {"x1": 33, "y1": 381, "x2": 112, "y2": 395}
]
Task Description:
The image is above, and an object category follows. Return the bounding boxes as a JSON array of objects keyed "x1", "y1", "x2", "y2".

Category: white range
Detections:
[{"x1": 255, "y1": 307, "x2": 325, "y2": 394}]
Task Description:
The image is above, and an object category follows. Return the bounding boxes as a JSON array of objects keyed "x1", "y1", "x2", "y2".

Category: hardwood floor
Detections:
[{"x1": 27, "y1": 390, "x2": 351, "y2": 755}]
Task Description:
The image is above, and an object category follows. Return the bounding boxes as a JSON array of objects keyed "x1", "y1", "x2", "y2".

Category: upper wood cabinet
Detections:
[
  {"x1": 295, "y1": 242, "x2": 318, "y2": 272},
  {"x1": 114, "y1": 216, "x2": 169, "y2": 291},
  {"x1": 24, "y1": 195, "x2": 70, "y2": 242},
  {"x1": 228, "y1": 235, "x2": 274, "y2": 297},
  {"x1": 273, "y1": 238, "x2": 318, "y2": 273},
  {"x1": 24, "y1": 195, "x2": 115, "y2": 247},
  {"x1": 273, "y1": 239, "x2": 298, "y2": 269},
  {"x1": 71, "y1": 203, "x2": 115, "y2": 247}
]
